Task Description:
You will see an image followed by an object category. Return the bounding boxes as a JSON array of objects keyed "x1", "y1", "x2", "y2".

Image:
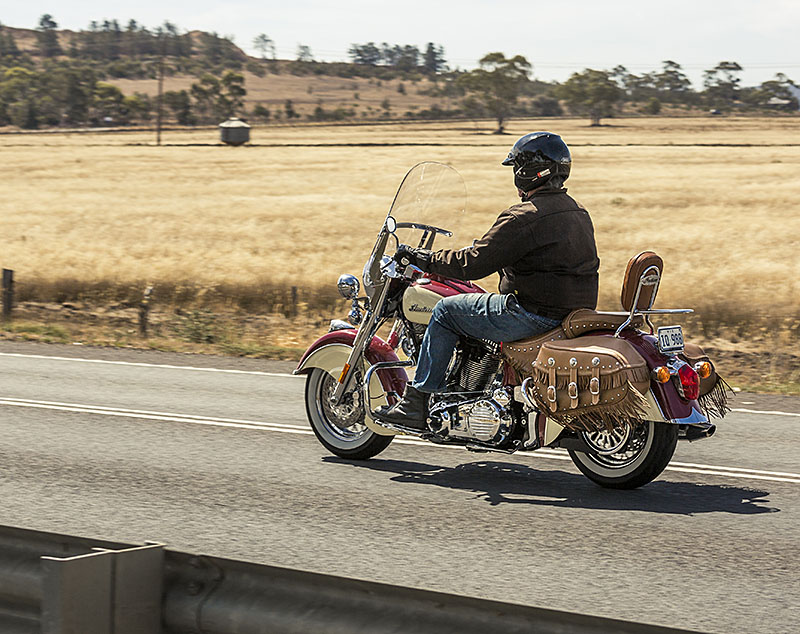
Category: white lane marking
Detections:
[
  {"x1": 0, "y1": 398, "x2": 313, "y2": 434},
  {"x1": 2, "y1": 398, "x2": 799, "y2": 485},
  {"x1": 663, "y1": 461, "x2": 800, "y2": 478},
  {"x1": 0, "y1": 397, "x2": 308, "y2": 430},
  {"x1": 663, "y1": 466, "x2": 800, "y2": 484},
  {"x1": 731, "y1": 407, "x2": 800, "y2": 418},
  {"x1": 0, "y1": 352, "x2": 300, "y2": 378}
]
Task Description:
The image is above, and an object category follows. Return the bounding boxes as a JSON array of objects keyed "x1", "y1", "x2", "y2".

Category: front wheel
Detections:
[
  {"x1": 305, "y1": 368, "x2": 393, "y2": 460},
  {"x1": 568, "y1": 421, "x2": 678, "y2": 489}
]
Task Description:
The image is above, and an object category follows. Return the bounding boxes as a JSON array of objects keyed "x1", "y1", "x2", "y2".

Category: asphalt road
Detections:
[{"x1": 1, "y1": 341, "x2": 798, "y2": 633}]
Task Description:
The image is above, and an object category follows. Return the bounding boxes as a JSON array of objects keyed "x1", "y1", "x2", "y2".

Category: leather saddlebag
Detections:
[
  {"x1": 523, "y1": 336, "x2": 651, "y2": 432},
  {"x1": 680, "y1": 342, "x2": 732, "y2": 417}
]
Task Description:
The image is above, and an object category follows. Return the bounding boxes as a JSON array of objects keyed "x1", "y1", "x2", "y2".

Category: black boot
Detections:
[{"x1": 375, "y1": 384, "x2": 429, "y2": 430}]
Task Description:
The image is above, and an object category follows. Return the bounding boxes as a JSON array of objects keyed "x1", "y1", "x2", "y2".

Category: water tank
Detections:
[{"x1": 219, "y1": 118, "x2": 251, "y2": 146}]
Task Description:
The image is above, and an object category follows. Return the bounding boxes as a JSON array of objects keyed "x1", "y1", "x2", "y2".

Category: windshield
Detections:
[
  {"x1": 389, "y1": 161, "x2": 466, "y2": 249},
  {"x1": 363, "y1": 162, "x2": 466, "y2": 295}
]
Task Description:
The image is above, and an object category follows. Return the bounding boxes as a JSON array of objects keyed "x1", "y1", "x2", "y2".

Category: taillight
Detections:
[{"x1": 677, "y1": 364, "x2": 700, "y2": 400}]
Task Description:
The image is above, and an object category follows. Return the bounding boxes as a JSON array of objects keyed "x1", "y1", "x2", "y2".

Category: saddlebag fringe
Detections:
[
  {"x1": 527, "y1": 381, "x2": 650, "y2": 432},
  {"x1": 698, "y1": 375, "x2": 733, "y2": 419}
]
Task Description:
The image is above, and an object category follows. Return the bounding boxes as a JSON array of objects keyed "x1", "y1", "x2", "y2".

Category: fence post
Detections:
[
  {"x1": 291, "y1": 286, "x2": 298, "y2": 317},
  {"x1": 139, "y1": 286, "x2": 153, "y2": 337},
  {"x1": 2, "y1": 269, "x2": 13, "y2": 321}
]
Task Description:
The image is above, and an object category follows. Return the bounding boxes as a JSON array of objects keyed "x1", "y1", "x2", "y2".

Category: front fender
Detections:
[
  {"x1": 295, "y1": 330, "x2": 409, "y2": 437},
  {"x1": 295, "y1": 329, "x2": 408, "y2": 396}
]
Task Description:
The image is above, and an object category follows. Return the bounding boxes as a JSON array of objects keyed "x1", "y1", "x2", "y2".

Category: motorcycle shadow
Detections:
[{"x1": 322, "y1": 456, "x2": 778, "y2": 515}]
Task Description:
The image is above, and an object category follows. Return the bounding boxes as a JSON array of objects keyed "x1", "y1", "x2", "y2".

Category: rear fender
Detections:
[{"x1": 295, "y1": 330, "x2": 408, "y2": 437}]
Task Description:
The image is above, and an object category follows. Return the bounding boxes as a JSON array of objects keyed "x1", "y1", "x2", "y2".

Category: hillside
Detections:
[{"x1": 112, "y1": 70, "x2": 450, "y2": 120}]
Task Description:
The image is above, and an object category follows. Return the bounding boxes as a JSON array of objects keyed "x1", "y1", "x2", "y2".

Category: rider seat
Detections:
[{"x1": 501, "y1": 309, "x2": 644, "y2": 374}]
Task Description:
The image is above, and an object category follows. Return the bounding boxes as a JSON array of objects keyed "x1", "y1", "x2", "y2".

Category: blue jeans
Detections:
[{"x1": 412, "y1": 293, "x2": 562, "y2": 393}]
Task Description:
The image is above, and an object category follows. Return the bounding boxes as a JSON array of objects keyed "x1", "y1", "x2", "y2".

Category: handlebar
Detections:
[{"x1": 394, "y1": 222, "x2": 452, "y2": 237}]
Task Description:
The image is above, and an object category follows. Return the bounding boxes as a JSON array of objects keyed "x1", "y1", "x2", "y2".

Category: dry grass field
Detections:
[{"x1": 1, "y1": 116, "x2": 799, "y2": 389}]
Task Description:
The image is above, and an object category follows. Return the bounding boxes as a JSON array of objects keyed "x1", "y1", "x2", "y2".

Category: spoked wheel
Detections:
[
  {"x1": 568, "y1": 421, "x2": 678, "y2": 489},
  {"x1": 305, "y1": 368, "x2": 393, "y2": 460}
]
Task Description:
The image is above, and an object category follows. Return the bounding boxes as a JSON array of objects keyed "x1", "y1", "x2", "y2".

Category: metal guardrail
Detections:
[
  {"x1": 0, "y1": 526, "x2": 162, "y2": 634},
  {"x1": 0, "y1": 525, "x2": 704, "y2": 634}
]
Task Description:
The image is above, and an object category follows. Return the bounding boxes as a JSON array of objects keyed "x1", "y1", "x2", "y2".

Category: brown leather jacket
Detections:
[{"x1": 427, "y1": 189, "x2": 599, "y2": 320}]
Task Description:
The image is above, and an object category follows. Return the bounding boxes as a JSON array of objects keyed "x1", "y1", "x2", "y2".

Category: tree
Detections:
[
  {"x1": 528, "y1": 95, "x2": 563, "y2": 116},
  {"x1": 703, "y1": 61, "x2": 743, "y2": 108},
  {"x1": 556, "y1": 68, "x2": 623, "y2": 125},
  {"x1": 458, "y1": 52, "x2": 531, "y2": 133},
  {"x1": 284, "y1": 99, "x2": 299, "y2": 119},
  {"x1": 653, "y1": 60, "x2": 693, "y2": 103},
  {"x1": 36, "y1": 14, "x2": 63, "y2": 58},
  {"x1": 164, "y1": 89, "x2": 193, "y2": 124},
  {"x1": 253, "y1": 33, "x2": 275, "y2": 59},
  {"x1": 348, "y1": 42, "x2": 381, "y2": 66},
  {"x1": 93, "y1": 81, "x2": 126, "y2": 122},
  {"x1": 296, "y1": 44, "x2": 313, "y2": 62},
  {"x1": 423, "y1": 43, "x2": 447, "y2": 74},
  {"x1": 123, "y1": 93, "x2": 152, "y2": 121},
  {"x1": 641, "y1": 97, "x2": 662, "y2": 115},
  {"x1": 393, "y1": 45, "x2": 420, "y2": 71},
  {"x1": 62, "y1": 68, "x2": 95, "y2": 124},
  {"x1": 0, "y1": 67, "x2": 39, "y2": 128},
  {"x1": 742, "y1": 73, "x2": 799, "y2": 111},
  {"x1": 251, "y1": 104, "x2": 270, "y2": 121},
  {"x1": 609, "y1": 65, "x2": 656, "y2": 102},
  {"x1": 190, "y1": 71, "x2": 246, "y2": 121}
]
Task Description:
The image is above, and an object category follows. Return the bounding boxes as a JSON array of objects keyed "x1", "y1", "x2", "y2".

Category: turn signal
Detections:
[
  {"x1": 653, "y1": 366, "x2": 671, "y2": 383},
  {"x1": 695, "y1": 361, "x2": 712, "y2": 379},
  {"x1": 678, "y1": 364, "x2": 700, "y2": 400}
]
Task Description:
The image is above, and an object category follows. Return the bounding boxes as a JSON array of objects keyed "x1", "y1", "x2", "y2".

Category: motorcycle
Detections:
[{"x1": 295, "y1": 162, "x2": 731, "y2": 489}]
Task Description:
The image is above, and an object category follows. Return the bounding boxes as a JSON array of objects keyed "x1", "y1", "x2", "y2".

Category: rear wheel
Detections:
[
  {"x1": 305, "y1": 368, "x2": 393, "y2": 460},
  {"x1": 568, "y1": 421, "x2": 678, "y2": 489}
]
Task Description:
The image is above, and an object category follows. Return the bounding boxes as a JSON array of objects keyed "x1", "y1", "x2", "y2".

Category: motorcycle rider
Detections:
[{"x1": 376, "y1": 132, "x2": 600, "y2": 430}]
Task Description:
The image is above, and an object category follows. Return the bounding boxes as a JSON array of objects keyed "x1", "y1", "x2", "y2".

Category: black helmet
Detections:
[{"x1": 502, "y1": 132, "x2": 571, "y2": 193}]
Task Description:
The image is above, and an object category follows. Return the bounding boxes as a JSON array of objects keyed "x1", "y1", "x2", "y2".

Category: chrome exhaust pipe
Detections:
[{"x1": 683, "y1": 422, "x2": 717, "y2": 442}]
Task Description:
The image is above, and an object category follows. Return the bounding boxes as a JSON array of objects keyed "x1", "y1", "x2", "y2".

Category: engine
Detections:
[{"x1": 436, "y1": 389, "x2": 513, "y2": 444}]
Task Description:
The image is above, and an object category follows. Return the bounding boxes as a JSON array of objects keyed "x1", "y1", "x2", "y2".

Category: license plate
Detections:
[{"x1": 657, "y1": 326, "x2": 684, "y2": 354}]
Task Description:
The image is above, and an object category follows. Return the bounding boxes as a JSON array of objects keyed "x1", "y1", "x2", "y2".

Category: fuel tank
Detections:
[{"x1": 402, "y1": 276, "x2": 486, "y2": 325}]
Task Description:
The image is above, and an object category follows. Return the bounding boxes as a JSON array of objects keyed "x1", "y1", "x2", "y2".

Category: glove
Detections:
[{"x1": 394, "y1": 244, "x2": 433, "y2": 271}]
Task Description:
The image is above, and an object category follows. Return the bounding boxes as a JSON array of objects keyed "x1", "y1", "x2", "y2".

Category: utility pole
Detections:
[{"x1": 156, "y1": 34, "x2": 165, "y2": 146}]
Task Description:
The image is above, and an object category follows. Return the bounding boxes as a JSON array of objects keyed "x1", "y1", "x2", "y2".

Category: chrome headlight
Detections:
[{"x1": 337, "y1": 274, "x2": 360, "y2": 300}]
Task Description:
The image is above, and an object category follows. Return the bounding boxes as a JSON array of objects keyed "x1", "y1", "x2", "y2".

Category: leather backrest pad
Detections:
[{"x1": 620, "y1": 251, "x2": 663, "y2": 311}]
